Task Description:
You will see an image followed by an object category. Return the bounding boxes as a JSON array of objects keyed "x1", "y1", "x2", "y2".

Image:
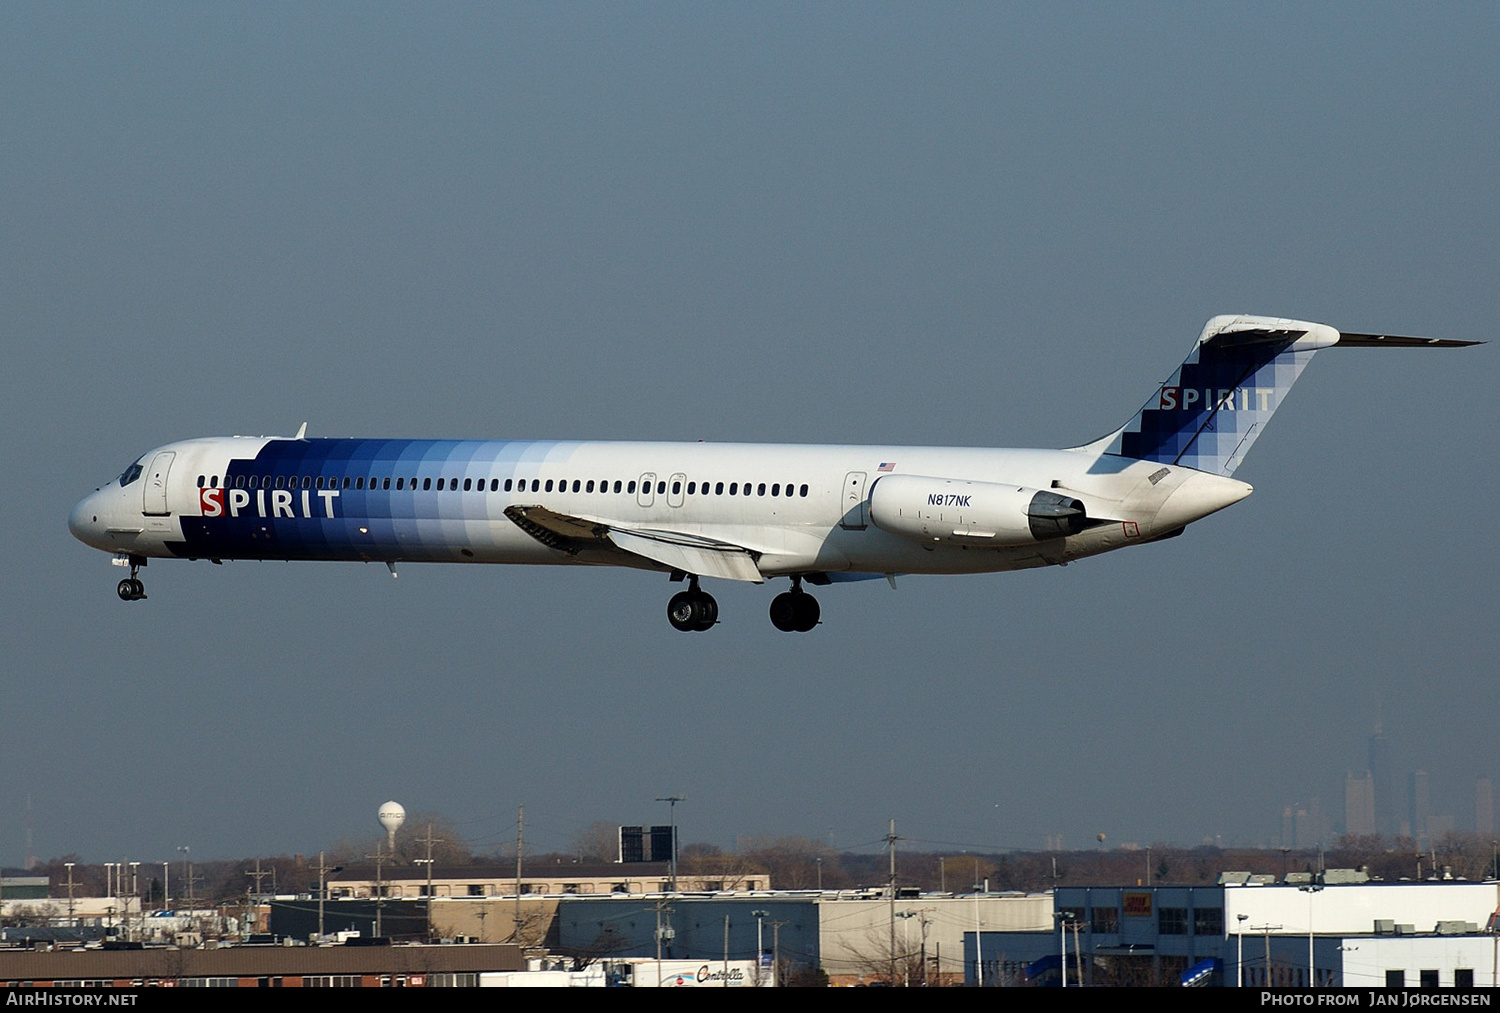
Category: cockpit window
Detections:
[{"x1": 119, "y1": 461, "x2": 144, "y2": 486}]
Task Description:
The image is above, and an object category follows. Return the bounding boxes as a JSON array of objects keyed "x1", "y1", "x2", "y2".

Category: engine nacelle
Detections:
[{"x1": 868, "y1": 475, "x2": 1087, "y2": 546}]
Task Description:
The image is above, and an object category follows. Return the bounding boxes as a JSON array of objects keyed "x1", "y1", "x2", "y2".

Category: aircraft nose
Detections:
[{"x1": 69, "y1": 492, "x2": 103, "y2": 547}]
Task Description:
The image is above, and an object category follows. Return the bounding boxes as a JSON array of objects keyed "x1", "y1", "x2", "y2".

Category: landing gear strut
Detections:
[
  {"x1": 667, "y1": 576, "x2": 718, "y2": 632},
  {"x1": 769, "y1": 576, "x2": 819, "y2": 633},
  {"x1": 116, "y1": 557, "x2": 147, "y2": 601}
]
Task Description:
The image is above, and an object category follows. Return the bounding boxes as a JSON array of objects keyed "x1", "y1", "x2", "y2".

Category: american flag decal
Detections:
[{"x1": 877, "y1": 462, "x2": 895, "y2": 472}]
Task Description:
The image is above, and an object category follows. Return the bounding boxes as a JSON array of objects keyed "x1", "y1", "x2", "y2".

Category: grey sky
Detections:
[{"x1": 4, "y1": 5, "x2": 1496, "y2": 863}]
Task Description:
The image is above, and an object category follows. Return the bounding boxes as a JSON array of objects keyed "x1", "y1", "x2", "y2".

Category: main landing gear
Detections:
[
  {"x1": 116, "y1": 556, "x2": 147, "y2": 601},
  {"x1": 667, "y1": 576, "x2": 718, "y2": 632},
  {"x1": 768, "y1": 577, "x2": 819, "y2": 633},
  {"x1": 665, "y1": 574, "x2": 820, "y2": 633}
]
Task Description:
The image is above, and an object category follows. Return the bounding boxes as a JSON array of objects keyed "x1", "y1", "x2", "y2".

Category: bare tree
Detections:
[
  {"x1": 736, "y1": 836, "x2": 845, "y2": 889},
  {"x1": 571, "y1": 821, "x2": 621, "y2": 863}
]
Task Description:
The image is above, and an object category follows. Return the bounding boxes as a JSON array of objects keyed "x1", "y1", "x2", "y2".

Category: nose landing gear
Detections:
[{"x1": 115, "y1": 557, "x2": 147, "y2": 601}]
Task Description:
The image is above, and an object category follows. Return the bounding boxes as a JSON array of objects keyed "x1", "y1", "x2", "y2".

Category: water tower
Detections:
[{"x1": 378, "y1": 800, "x2": 406, "y2": 852}]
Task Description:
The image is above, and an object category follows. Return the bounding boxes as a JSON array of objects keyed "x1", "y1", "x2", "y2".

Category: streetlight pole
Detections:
[
  {"x1": 104, "y1": 863, "x2": 116, "y2": 935},
  {"x1": 1237, "y1": 913, "x2": 1249, "y2": 987},
  {"x1": 129, "y1": 862, "x2": 139, "y2": 942},
  {"x1": 897, "y1": 910, "x2": 917, "y2": 987},
  {"x1": 1056, "y1": 911, "x2": 1075, "y2": 987},
  {"x1": 972, "y1": 879, "x2": 983, "y2": 987},
  {"x1": 752, "y1": 909, "x2": 768, "y2": 986},
  {"x1": 1300, "y1": 884, "x2": 1324, "y2": 987}
]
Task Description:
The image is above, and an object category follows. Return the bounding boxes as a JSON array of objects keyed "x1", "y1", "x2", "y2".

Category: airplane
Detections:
[{"x1": 69, "y1": 314, "x2": 1477, "y2": 632}]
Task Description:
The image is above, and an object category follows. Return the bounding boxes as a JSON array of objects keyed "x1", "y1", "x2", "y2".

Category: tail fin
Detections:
[{"x1": 1078, "y1": 314, "x2": 1477, "y2": 477}]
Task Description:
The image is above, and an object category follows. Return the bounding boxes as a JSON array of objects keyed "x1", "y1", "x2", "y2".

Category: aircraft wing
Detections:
[{"x1": 503, "y1": 505, "x2": 766, "y2": 583}]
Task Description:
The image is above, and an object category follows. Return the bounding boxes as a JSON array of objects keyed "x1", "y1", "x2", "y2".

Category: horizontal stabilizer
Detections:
[{"x1": 1334, "y1": 332, "x2": 1483, "y2": 348}]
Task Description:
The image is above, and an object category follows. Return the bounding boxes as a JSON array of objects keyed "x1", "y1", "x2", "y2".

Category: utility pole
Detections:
[
  {"x1": 415, "y1": 822, "x2": 442, "y2": 942},
  {"x1": 1252, "y1": 924, "x2": 1283, "y2": 986},
  {"x1": 246, "y1": 859, "x2": 273, "y2": 897},
  {"x1": 886, "y1": 819, "x2": 899, "y2": 985},
  {"x1": 364, "y1": 845, "x2": 387, "y2": 937},
  {"x1": 514, "y1": 805, "x2": 524, "y2": 945},
  {"x1": 177, "y1": 846, "x2": 193, "y2": 919},
  {"x1": 656, "y1": 796, "x2": 685, "y2": 893},
  {"x1": 771, "y1": 920, "x2": 788, "y2": 987},
  {"x1": 316, "y1": 852, "x2": 342, "y2": 939}
]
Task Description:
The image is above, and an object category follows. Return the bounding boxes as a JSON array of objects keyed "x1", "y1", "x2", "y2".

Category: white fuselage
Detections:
[{"x1": 68, "y1": 436, "x2": 1252, "y2": 580}]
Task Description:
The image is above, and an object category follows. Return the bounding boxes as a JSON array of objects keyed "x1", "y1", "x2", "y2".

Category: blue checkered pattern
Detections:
[{"x1": 1104, "y1": 333, "x2": 1317, "y2": 476}]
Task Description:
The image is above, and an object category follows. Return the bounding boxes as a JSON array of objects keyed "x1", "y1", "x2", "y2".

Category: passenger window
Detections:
[
  {"x1": 613, "y1": 480, "x2": 622, "y2": 493},
  {"x1": 463, "y1": 478, "x2": 472, "y2": 491},
  {"x1": 544, "y1": 479, "x2": 553, "y2": 492},
  {"x1": 586, "y1": 480, "x2": 595, "y2": 493},
  {"x1": 771, "y1": 484, "x2": 780, "y2": 496},
  {"x1": 657, "y1": 481, "x2": 666, "y2": 494},
  {"x1": 196, "y1": 475, "x2": 204, "y2": 488},
  {"x1": 422, "y1": 478, "x2": 431, "y2": 491},
  {"x1": 628, "y1": 481, "x2": 637, "y2": 494},
  {"x1": 572, "y1": 480, "x2": 581, "y2": 492},
  {"x1": 729, "y1": 483, "x2": 737, "y2": 495},
  {"x1": 800, "y1": 484, "x2": 808, "y2": 497},
  {"x1": 672, "y1": 481, "x2": 681, "y2": 495},
  {"x1": 715, "y1": 482, "x2": 724, "y2": 495}
]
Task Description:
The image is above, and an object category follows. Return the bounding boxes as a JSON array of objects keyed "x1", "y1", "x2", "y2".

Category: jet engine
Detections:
[{"x1": 869, "y1": 474, "x2": 1087, "y2": 545}]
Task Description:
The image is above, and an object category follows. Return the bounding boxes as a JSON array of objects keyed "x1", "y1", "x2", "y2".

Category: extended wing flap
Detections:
[
  {"x1": 608, "y1": 528, "x2": 765, "y2": 583},
  {"x1": 503, "y1": 504, "x2": 764, "y2": 582}
]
